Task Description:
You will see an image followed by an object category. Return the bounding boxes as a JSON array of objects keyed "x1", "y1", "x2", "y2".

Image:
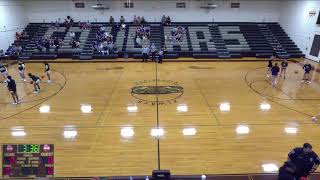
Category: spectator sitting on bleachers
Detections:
[
  {"x1": 70, "y1": 39, "x2": 80, "y2": 49},
  {"x1": 135, "y1": 25, "x2": 150, "y2": 45},
  {"x1": 121, "y1": 23, "x2": 126, "y2": 31},
  {"x1": 69, "y1": 31, "x2": 76, "y2": 38},
  {"x1": 6, "y1": 45, "x2": 21, "y2": 56},
  {"x1": 53, "y1": 37, "x2": 62, "y2": 51},
  {"x1": 44, "y1": 39, "x2": 50, "y2": 52},
  {"x1": 170, "y1": 26, "x2": 185, "y2": 42},
  {"x1": 36, "y1": 39, "x2": 44, "y2": 52},
  {"x1": 15, "y1": 32, "x2": 21, "y2": 41}
]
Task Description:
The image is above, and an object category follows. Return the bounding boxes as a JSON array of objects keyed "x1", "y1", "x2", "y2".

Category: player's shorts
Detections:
[
  {"x1": 35, "y1": 79, "x2": 41, "y2": 84},
  {"x1": 0, "y1": 71, "x2": 7, "y2": 75},
  {"x1": 45, "y1": 70, "x2": 50, "y2": 74},
  {"x1": 9, "y1": 88, "x2": 16, "y2": 93},
  {"x1": 304, "y1": 71, "x2": 310, "y2": 74},
  {"x1": 18, "y1": 70, "x2": 24, "y2": 74}
]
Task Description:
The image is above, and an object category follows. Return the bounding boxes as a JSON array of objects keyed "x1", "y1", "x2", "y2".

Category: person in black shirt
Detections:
[
  {"x1": 44, "y1": 62, "x2": 51, "y2": 83},
  {"x1": 286, "y1": 143, "x2": 320, "y2": 179},
  {"x1": 28, "y1": 73, "x2": 41, "y2": 93},
  {"x1": 271, "y1": 63, "x2": 280, "y2": 86},
  {"x1": 5, "y1": 76, "x2": 19, "y2": 105},
  {"x1": 17, "y1": 61, "x2": 26, "y2": 81},
  {"x1": 302, "y1": 63, "x2": 312, "y2": 83},
  {"x1": 0, "y1": 63, "x2": 8, "y2": 81},
  {"x1": 280, "y1": 59, "x2": 288, "y2": 79},
  {"x1": 267, "y1": 56, "x2": 274, "y2": 77}
]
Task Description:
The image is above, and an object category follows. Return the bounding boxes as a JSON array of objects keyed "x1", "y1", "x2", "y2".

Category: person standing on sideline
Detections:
[
  {"x1": 18, "y1": 61, "x2": 26, "y2": 81},
  {"x1": 44, "y1": 62, "x2": 51, "y2": 83},
  {"x1": 280, "y1": 59, "x2": 288, "y2": 79},
  {"x1": 5, "y1": 76, "x2": 19, "y2": 105},
  {"x1": 150, "y1": 43, "x2": 157, "y2": 61},
  {"x1": 0, "y1": 63, "x2": 8, "y2": 81},
  {"x1": 271, "y1": 63, "x2": 280, "y2": 86},
  {"x1": 158, "y1": 48, "x2": 163, "y2": 64},
  {"x1": 302, "y1": 63, "x2": 312, "y2": 83},
  {"x1": 279, "y1": 143, "x2": 320, "y2": 180},
  {"x1": 142, "y1": 46, "x2": 150, "y2": 62},
  {"x1": 28, "y1": 73, "x2": 41, "y2": 93}
]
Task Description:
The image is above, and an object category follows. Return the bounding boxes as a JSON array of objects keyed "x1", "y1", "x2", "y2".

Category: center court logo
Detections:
[{"x1": 131, "y1": 79, "x2": 184, "y2": 105}]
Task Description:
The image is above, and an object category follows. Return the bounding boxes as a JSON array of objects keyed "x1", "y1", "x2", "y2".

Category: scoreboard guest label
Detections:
[{"x1": 2, "y1": 144, "x2": 54, "y2": 177}]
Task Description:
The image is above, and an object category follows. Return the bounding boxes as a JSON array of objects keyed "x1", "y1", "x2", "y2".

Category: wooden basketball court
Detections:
[{"x1": 0, "y1": 59, "x2": 320, "y2": 177}]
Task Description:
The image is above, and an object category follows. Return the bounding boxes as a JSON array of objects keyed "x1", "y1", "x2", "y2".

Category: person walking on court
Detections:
[
  {"x1": 158, "y1": 48, "x2": 163, "y2": 64},
  {"x1": 44, "y1": 62, "x2": 51, "y2": 83},
  {"x1": 267, "y1": 56, "x2": 274, "y2": 77},
  {"x1": 280, "y1": 59, "x2": 288, "y2": 79},
  {"x1": 28, "y1": 73, "x2": 41, "y2": 93},
  {"x1": 5, "y1": 76, "x2": 19, "y2": 105},
  {"x1": 301, "y1": 63, "x2": 312, "y2": 83},
  {"x1": 142, "y1": 46, "x2": 150, "y2": 62},
  {"x1": 271, "y1": 63, "x2": 280, "y2": 86},
  {"x1": 0, "y1": 63, "x2": 8, "y2": 81},
  {"x1": 150, "y1": 43, "x2": 157, "y2": 61},
  {"x1": 278, "y1": 143, "x2": 320, "y2": 180},
  {"x1": 18, "y1": 61, "x2": 26, "y2": 81}
]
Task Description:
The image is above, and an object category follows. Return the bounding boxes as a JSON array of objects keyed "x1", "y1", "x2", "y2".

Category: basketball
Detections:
[
  {"x1": 30, "y1": 81, "x2": 33, "y2": 84},
  {"x1": 294, "y1": 70, "x2": 299, "y2": 74},
  {"x1": 41, "y1": 75, "x2": 45, "y2": 79}
]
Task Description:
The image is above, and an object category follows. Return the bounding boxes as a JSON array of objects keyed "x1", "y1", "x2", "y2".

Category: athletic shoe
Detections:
[
  {"x1": 12, "y1": 102, "x2": 17, "y2": 105},
  {"x1": 308, "y1": 81, "x2": 312, "y2": 84},
  {"x1": 48, "y1": 80, "x2": 51, "y2": 83},
  {"x1": 33, "y1": 91, "x2": 38, "y2": 94}
]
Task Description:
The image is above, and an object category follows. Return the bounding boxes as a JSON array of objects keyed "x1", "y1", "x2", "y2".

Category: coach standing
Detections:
[{"x1": 278, "y1": 143, "x2": 320, "y2": 180}]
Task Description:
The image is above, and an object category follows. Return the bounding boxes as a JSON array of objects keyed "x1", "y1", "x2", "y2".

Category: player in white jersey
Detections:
[{"x1": 17, "y1": 61, "x2": 26, "y2": 81}]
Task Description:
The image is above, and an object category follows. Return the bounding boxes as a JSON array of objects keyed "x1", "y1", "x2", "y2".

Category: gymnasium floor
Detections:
[{"x1": 0, "y1": 60, "x2": 320, "y2": 177}]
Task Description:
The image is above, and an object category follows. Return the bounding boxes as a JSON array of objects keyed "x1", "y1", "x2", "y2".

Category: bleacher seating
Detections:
[{"x1": 7, "y1": 22, "x2": 304, "y2": 60}]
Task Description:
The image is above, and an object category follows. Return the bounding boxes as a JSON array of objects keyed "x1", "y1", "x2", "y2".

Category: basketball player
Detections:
[
  {"x1": 267, "y1": 56, "x2": 274, "y2": 77},
  {"x1": 5, "y1": 76, "x2": 19, "y2": 104},
  {"x1": 28, "y1": 73, "x2": 41, "y2": 93},
  {"x1": 301, "y1": 63, "x2": 312, "y2": 83},
  {"x1": 44, "y1": 62, "x2": 51, "y2": 83},
  {"x1": 18, "y1": 61, "x2": 26, "y2": 81},
  {"x1": 280, "y1": 59, "x2": 288, "y2": 79},
  {"x1": 271, "y1": 63, "x2": 280, "y2": 86},
  {"x1": 0, "y1": 63, "x2": 8, "y2": 81}
]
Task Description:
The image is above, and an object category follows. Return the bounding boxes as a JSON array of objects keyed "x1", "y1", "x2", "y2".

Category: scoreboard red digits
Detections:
[{"x1": 2, "y1": 144, "x2": 54, "y2": 178}]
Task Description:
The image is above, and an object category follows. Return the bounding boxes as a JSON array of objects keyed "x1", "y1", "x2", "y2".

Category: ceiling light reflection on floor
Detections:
[
  {"x1": 182, "y1": 128, "x2": 197, "y2": 136},
  {"x1": 236, "y1": 125, "x2": 250, "y2": 135},
  {"x1": 151, "y1": 128, "x2": 164, "y2": 137},
  {"x1": 121, "y1": 127, "x2": 135, "y2": 138},
  {"x1": 39, "y1": 105, "x2": 50, "y2": 113},
  {"x1": 220, "y1": 102, "x2": 230, "y2": 112},
  {"x1": 262, "y1": 163, "x2": 279, "y2": 172},
  {"x1": 81, "y1": 104, "x2": 92, "y2": 113}
]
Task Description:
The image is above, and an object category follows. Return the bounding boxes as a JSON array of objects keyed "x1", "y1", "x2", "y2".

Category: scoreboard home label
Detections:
[{"x1": 2, "y1": 144, "x2": 54, "y2": 177}]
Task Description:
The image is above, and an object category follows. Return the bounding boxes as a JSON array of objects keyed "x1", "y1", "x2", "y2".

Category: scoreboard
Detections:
[{"x1": 2, "y1": 144, "x2": 54, "y2": 177}]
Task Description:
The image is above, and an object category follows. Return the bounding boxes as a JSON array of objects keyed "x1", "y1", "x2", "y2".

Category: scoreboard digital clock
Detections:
[{"x1": 2, "y1": 144, "x2": 54, "y2": 178}]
